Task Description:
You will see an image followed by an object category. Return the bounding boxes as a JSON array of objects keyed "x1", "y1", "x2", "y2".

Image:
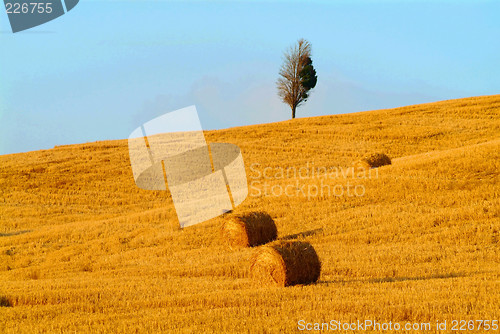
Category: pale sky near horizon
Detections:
[{"x1": 0, "y1": 0, "x2": 498, "y2": 155}]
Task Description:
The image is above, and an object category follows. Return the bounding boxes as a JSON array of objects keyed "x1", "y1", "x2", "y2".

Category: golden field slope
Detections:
[{"x1": 0, "y1": 94, "x2": 499, "y2": 333}]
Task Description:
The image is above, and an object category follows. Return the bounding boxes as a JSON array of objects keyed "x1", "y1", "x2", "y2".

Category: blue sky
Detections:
[{"x1": 0, "y1": 0, "x2": 499, "y2": 155}]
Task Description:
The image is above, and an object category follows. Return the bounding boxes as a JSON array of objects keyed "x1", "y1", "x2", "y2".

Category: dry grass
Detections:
[
  {"x1": 0, "y1": 94, "x2": 499, "y2": 333},
  {"x1": 250, "y1": 240, "x2": 321, "y2": 287},
  {"x1": 221, "y1": 212, "x2": 277, "y2": 248}
]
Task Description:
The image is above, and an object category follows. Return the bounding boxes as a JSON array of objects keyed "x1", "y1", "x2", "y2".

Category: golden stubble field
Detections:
[{"x1": 0, "y1": 95, "x2": 499, "y2": 333}]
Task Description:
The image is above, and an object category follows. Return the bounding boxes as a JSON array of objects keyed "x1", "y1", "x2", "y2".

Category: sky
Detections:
[{"x1": 0, "y1": 0, "x2": 499, "y2": 155}]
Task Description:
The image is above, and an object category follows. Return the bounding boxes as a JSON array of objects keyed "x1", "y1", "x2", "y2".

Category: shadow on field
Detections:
[
  {"x1": 0, "y1": 230, "x2": 31, "y2": 237},
  {"x1": 367, "y1": 272, "x2": 466, "y2": 283},
  {"x1": 0, "y1": 296, "x2": 12, "y2": 307},
  {"x1": 281, "y1": 228, "x2": 323, "y2": 240},
  {"x1": 319, "y1": 272, "x2": 466, "y2": 285}
]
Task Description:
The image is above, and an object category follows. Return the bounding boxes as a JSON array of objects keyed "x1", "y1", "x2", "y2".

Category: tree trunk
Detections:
[{"x1": 292, "y1": 105, "x2": 296, "y2": 119}]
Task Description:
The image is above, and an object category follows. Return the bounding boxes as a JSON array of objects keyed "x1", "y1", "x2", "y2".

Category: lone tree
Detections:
[{"x1": 277, "y1": 39, "x2": 318, "y2": 119}]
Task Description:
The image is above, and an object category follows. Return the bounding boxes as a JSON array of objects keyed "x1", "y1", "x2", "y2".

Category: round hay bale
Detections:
[
  {"x1": 221, "y1": 212, "x2": 277, "y2": 248},
  {"x1": 355, "y1": 152, "x2": 391, "y2": 169},
  {"x1": 250, "y1": 240, "x2": 321, "y2": 287}
]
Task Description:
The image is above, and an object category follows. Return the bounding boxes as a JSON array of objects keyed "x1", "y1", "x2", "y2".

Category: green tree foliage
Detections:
[{"x1": 299, "y1": 56, "x2": 317, "y2": 100}]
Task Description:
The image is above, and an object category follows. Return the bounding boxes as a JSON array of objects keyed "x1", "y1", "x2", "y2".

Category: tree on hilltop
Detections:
[{"x1": 277, "y1": 39, "x2": 318, "y2": 119}]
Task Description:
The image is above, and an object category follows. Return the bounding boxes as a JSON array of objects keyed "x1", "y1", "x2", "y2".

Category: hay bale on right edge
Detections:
[
  {"x1": 221, "y1": 212, "x2": 277, "y2": 248},
  {"x1": 250, "y1": 241, "x2": 321, "y2": 287},
  {"x1": 355, "y1": 152, "x2": 391, "y2": 169}
]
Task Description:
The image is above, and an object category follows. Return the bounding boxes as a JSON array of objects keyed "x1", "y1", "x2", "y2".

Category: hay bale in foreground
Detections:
[
  {"x1": 355, "y1": 152, "x2": 391, "y2": 169},
  {"x1": 250, "y1": 241, "x2": 321, "y2": 287},
  {"x1": 221, "y1": 212, "x2": 277, "y2": 248}
]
